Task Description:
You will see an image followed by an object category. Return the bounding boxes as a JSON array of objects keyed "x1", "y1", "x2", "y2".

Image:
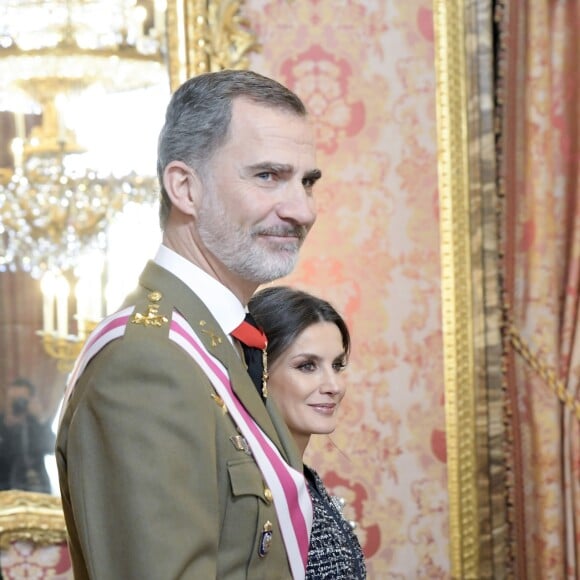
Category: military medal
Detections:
[{"x1": 258, "y1": 520, "x2": 273, "y2": 558}]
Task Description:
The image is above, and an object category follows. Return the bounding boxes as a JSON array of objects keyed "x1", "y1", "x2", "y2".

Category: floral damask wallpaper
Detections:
[
  {"x1": 245, "y1": 1, "x2": 448, "y2": 576},
  {"x1": 0, "y1": 541, "x2": 73, "y2": 580}
]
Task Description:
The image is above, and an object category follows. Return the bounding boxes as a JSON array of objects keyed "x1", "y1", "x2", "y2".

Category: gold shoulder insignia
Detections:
[
  {"x1": 199, "y1": 320, "x2": 222, "y2": 347},
  {"x1": 131, "y1": 291, "x2": 168, "y2": 327}
]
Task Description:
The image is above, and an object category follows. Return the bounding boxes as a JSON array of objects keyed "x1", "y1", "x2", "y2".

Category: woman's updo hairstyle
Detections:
[{"x1": 248, "y1": 286, "x2": 350, "y2": 367}]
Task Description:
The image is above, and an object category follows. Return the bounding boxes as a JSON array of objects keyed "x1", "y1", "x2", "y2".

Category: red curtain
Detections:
[{"x1": 500, "y1": 0, "x2": 580, "y2": 577}]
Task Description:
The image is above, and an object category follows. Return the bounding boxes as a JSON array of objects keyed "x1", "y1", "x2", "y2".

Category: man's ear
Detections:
[{"x1": 163, "y1": 160, "x2": 203, "y2": 218}]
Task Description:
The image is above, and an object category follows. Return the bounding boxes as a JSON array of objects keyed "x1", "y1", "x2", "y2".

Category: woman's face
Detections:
[{"x1": 268, "y1": 321, "x2": 348, "y2": 453}]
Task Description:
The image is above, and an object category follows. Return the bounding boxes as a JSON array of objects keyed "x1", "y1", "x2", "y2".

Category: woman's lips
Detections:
[{"x1": 309, "y1": 403, "x2": 336, "y2": 415}]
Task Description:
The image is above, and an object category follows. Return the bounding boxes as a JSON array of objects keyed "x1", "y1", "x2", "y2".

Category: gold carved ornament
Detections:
[
  {"x1": 165, "y1": 0, "x2": 260, "y2": 91},
  {"x1": 0, "y1": 490, "x2": 67, "y2": 549}
]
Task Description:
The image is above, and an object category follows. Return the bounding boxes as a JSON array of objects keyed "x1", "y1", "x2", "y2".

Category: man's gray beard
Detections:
[{"x1": 197, "y1": 198, "x2": 303, "y2": 284}]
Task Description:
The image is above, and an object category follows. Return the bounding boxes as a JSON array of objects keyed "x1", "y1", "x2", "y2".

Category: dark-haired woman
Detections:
[{"x1": 249, "y1": 286, "x2": 366, "y2": 579}]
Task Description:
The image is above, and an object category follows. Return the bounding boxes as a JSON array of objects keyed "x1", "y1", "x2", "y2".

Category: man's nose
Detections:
[{"x1": 277, "y1": 181, "x2": 317, "y2": 227}]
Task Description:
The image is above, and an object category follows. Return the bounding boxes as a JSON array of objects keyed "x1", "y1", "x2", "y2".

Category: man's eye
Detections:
[
  {"x1": 257, "y1": 172, "x2": 275, "y2": 181},
  {"x1": 302, "y1": 177, "x2": 316, "y2": 188}
]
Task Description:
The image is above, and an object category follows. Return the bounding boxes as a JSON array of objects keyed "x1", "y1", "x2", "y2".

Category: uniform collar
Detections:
[{"x1": 153, "y1": 244, "x2": 245, "y2": 335}]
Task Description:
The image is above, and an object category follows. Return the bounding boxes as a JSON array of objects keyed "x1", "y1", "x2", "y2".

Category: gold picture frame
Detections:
[{"x1": 434, "y1": 0, "x2": 508, "y2": 577}]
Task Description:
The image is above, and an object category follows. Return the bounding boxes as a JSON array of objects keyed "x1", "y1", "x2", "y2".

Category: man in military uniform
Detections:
[{"x1": 56, "y1": 69, "x2": 320, "y2": 579}]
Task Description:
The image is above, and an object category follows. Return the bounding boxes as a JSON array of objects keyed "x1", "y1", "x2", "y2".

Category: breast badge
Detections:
[
  {"x1": 258, "y1": 521, "x2": 273, "y2": 558},
  {"x1": 229, "y1": 434, "x2": 252, "y2": 455}
]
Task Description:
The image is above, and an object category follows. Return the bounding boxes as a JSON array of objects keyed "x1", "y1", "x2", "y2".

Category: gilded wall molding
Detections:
[
  {"x1": 434, "y1": 0, "x2": 508, "y2": 577},
  {"x1": 433, "y1": 0, "x2": 480, "y2": 577},
  {"x1": 166, "y1": 0, "x2": 260, "y2": 92}
]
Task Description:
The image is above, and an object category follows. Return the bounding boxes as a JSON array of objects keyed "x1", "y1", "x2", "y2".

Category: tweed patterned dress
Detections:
[{"x1": 304, "y1": 466, "x2": 366, "y2": 579}]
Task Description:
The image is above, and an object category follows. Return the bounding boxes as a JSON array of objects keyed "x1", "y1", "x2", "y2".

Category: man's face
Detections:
[
  {"x1": 5, "y1": 384, "x2": 31, "y2": 424},
  {"x1": 196, "y1": 98, "x2": 320, "y2": 284}
]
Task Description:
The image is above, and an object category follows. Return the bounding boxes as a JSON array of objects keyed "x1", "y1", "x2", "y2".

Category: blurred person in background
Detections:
[{"x1": 0, "y1": 377, "x2": 54, "y2": 493}]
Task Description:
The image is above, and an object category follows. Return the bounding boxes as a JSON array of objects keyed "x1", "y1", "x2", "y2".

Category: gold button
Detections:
[
  {"x1": 148, "y1": 291, "x2": 162, "y2": 302},
  {"x1": 264, "y1": 487, "x2": 273, "y2": 504}
]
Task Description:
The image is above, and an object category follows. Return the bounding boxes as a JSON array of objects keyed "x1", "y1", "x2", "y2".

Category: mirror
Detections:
[{"x1": 0, "y1": 0, "x2": 170, "y2": 496}]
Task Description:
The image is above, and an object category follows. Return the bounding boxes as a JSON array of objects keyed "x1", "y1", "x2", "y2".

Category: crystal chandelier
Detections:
[
  {"x1": 0, "y1": 0, "x2": 167, "y2": 278},
  {"x1": 0, "y1": 0, "x2": 167, "y2": 91},
  {"x1": 0, "y1": 1, "x2": 169, "y2": 369},
  {"x1": 0, "y1": 121, "x2": 159, "y2": 277},
  {"x1": 0, "y1": 113, "x2": 159, "y2": 276}
]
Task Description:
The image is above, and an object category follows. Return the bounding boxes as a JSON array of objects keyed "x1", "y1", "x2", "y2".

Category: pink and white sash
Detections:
[
  {"x1": 60, "y1": 306, "x2": 134, "y2": 418},
  {"x1": 60, "y1": 308, "x2": 312, "y2": 579}
]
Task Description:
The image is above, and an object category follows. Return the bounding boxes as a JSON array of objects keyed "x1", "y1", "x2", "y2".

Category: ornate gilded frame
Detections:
[
  {"x1": 434, "y1": 0, "x2": 508, "y2": 578},
  {"x1": 0, "y1": 490, "x2": 67, "y2": 548},
  {"x1": 165, "y1": 0, "x2": 260, "y2": 91}
]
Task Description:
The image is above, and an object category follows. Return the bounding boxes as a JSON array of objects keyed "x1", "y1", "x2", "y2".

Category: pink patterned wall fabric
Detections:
[
  {"x1": 245, "y1": 1, "x2": 448, "y2": 576},
  {"x1": 0, "y1": 541, "x2": 73, "y2": 579}
]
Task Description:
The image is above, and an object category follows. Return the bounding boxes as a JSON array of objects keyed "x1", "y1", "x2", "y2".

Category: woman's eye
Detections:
[
  {"x1": 297, "y1": 361, "x2": 316, "y2": 372},
  {"x1": 333, "y1": 361, "x2": 347, "y2": 372}
]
